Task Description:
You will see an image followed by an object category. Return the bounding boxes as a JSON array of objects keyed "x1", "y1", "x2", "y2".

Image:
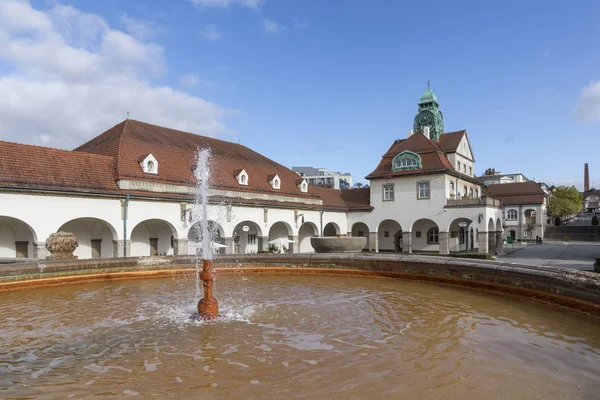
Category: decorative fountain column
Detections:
[
  {"x1": 45, "y1": 232, "x2": 79, "y2": 261},
  {"x1": 193, "y1": 148, "x2": 219, "y2": 320}
]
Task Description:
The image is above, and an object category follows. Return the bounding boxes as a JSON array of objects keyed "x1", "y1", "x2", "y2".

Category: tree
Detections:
[
  {"x1": 548, "y1": 186, "x2": 582, "y2": 219},
  {"x1": 592, "y1": 215, "x2": 599, "y2": 226},
  {"x1": 354, "y1": 182, "x2": 363, "y2": 188}
]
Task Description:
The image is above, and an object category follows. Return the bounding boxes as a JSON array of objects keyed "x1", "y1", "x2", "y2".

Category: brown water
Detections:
[{"x1": 1, "y1": 274, "x2": 599, "y2": 399}]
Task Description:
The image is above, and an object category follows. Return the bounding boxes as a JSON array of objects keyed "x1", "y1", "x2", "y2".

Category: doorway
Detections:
[
  {"x1": 91, "y1": 239, "x2": 102, "y2": 259},
  {"x1": 150, "y1": 238, "x2": 158, "y2": 256},
  {"x1": 15, "y1": 241, "x2": 29, "y2": 258}
]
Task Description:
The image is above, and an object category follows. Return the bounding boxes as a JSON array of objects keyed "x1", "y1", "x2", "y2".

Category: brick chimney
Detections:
[{"x1": 584, "y1": 163, "x2": 590, "y2": 192}]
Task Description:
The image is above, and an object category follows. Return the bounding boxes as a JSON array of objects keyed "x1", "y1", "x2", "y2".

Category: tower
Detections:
[
  {"x1": 413, "y1": 81, "x2": 445, "y2": 141},
  {"x1": 585, "y1": 163, "x2": 590, "y2": 191}
]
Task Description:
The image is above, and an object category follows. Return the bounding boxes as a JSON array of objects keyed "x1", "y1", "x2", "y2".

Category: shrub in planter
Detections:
[
  {"x1": 554, "y1": 217, "x2": 561, "y2": 226},
  {"x1": 592, "y1": 216, "x2": 599, "y2": 226},
  {"x1": 564, "y1": 236, "x2": 571, "y2": 242}
]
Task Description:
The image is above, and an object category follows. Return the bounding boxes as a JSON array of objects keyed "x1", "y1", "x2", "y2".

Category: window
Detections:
[
  {"x1": 357, "y1": 231, "x2": 364, "y2": 237},
  {"x1": 248, "y1": 234, "x2": 256, "y2": 245},
  {"x1": 463, "y1": 164, "x2": 466, "y2": 173},
  {"x1": 507, "y1": 209, "x2": 518, "y2": 220},
  {"x1": 417, "y1": 181, "x2": 430, "y2": 199},
  {"x1": 469, "y1": 166, "x2": 472, "y2": 176},
  {"x1": 463, "y1": 186, "x2": 467, "y2": 197},
  {"x1": 475, "y1": 189, "x2": 479, "y2": 197},
  {"x1": 450, "y1": 181, "x2": 454, "y2": 192},
  {"x1": 274, "y1": 179, "x2": 279, "y2": 188},
  {"x1": 384, "y1": 231, "x2": 389, "y2": 238},
  {"x1": 391, "y1": 150, "x2": 422, "y2": 171},
  {"x1": 459, "y1": 228, "x2": 465, "y2": 244},
  {"x1": 383, "y1": 184, "x2": 395, "y2": 201},
  {"x1": 416, "y1": 231, "x2": 421, "y2": 238},
  {"x1": 457, "y1": 161, "x2": 461, "y2": 171},
  {"x1": 469, "y1": 188, "x2": 473, "y2": 197},
  {"x1": 241, "y1": 175, "x2": 246, "y2": 184},
  {"x1": 147, "y1": 160, "x2": 155, "y2": 172},
  {"x1": 427, "y1": 228, "x2": 439, "y2": 244}
]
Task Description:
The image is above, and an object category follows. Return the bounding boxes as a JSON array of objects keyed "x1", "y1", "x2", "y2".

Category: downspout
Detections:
[
  {"x1": 123, "y1": 194, "x2": 130, "y2": 257},
  {"x1": 320, "y1": 209, "x2": 325, "y2": 236}
]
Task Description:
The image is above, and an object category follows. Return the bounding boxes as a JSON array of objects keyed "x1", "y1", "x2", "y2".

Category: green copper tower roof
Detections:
[{"x1": 419, "y1": 81, "x2": 438, "y2": 104}]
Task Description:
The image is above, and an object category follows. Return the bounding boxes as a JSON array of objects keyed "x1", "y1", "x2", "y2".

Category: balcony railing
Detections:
[{"x1": 445, "y1": 196, "x2": 501, "y2": 208}]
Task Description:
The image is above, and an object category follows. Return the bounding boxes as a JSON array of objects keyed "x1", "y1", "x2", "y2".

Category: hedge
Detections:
[
  {"x1": 592, "y1": 216, "x2": 599, "y2": 226},
  {"x1": 447, "y1": 253, "x2": 493, "y2": 260}
]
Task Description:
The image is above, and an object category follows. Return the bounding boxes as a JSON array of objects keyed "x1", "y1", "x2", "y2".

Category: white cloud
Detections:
[
  {"x1": 575, "y1": 81, "x2": 600, "y2": 122},
  {"x1": 202, "y1": 24, "x2": 222, "y2": 41},
  {"x1": 0, "y1": 1, "x2": 233, "y2": 149},
  {"x1": 180, "y1": 73, "x2": 200, "y2": 87},
  {"x1": 263, "y1": 19, "x2": 284, "y2": 34},
  {"x1": 187, "y1": 0, "x2": 263, "y2": 9},
  {"x1": 121, "y1": 14, "x2": 157, "y2": 40}
]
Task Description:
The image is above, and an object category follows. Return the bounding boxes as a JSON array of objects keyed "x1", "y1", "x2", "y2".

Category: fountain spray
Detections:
[{"x1": 194, "y1": 148, "x2": 219, "y2": 320}]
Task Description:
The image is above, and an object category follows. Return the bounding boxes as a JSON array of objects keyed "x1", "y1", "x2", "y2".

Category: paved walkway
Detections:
[{"x1": 498, "y1": 241, "x2": 600, "y2": 271}]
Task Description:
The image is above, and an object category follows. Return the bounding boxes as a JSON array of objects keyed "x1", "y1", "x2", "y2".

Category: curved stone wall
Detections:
[{"x1": 1, "y1": 253, "x2": 599, "y2": 316}]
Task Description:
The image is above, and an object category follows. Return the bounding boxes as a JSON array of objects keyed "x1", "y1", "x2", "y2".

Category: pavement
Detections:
[{"x1": 497, "y1": 241, "x2": 600, "y2": 271}]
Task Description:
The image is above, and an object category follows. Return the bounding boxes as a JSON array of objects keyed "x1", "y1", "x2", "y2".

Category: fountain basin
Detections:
[{"x1": 310, "y1": 236, "x2": 367, "y2": 253}]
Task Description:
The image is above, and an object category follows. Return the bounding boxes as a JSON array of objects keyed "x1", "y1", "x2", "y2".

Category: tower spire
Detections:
[{"x1": 427, "y1": 79, "x2": 430, "y2": 88}]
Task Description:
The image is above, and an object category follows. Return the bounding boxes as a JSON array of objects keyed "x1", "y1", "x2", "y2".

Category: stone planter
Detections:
[
  {"x1": 45, "y1": 232, "x2": 79, "y2": 261},
  {"x1": 311, "y1": 237, "x2": 367, "y2": 253}
]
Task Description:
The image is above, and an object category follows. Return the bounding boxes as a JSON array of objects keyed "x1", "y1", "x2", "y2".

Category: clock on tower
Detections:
[{"x1": 413, "y1": 82, "x2": 445, "y2": 141}]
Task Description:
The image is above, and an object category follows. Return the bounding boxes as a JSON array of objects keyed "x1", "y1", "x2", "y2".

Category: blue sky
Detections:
[{"x1": 5, "y1": 0, "x2": 600, "y2": 189}]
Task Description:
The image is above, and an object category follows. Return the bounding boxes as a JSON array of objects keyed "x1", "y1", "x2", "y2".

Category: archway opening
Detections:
[
  {"x1": 524, "y1": 209, "x2": 536, "y2": 238},
  {"x1": 0, "y1": 216, "x2": 37, "y2": 259},
  {"x1": 488, "y1": 218, "x2": 495, "y2": 252},
  {"x1": 448, "y1": 217, "x2": 474, "y2": 252},
  {"x1": 233, "y1": 221, "x2": 263, "y2": 254},
  {"x1": 58, "y1": 217, "x2": 117, "y2": 259},
  {"x1": 351, "y1": 222, "x2": 370, "y2": 251},
  {"x1": 298, "y1": 222, "x2": 318, "y2": 253},
  {"x1": 378, "y1": 220, "x2": 402, "y2": 252},
  {"x1": 268, "y1": 222, "x2": 293, "y2": 253},
  {"x1": 131, "y1": 219, "x2": 177, "y2": 257},
  {"x1": 323, "y1": 222, "x2": 340, "y2": 237},
  {"x1": 411, "y1": 219, "x2": 439, "y2": 253},
  {"x1": 187, "y1": 220, "x2": 225, "y2": 256}
]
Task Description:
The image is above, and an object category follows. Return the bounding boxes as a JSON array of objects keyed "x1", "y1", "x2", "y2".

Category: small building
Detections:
[
  {"x1": 479, "y1": 171, "x2": 529, "y2": 186},
  {"x1": 484, "y1": 182, "x2": 548, "y2": 240},
  {"x1": 292, "y1": 167, "x2": 352, "y2": 190},
  {"x1": 582, "y1": 189, "x2": 600, "y2": 213}
]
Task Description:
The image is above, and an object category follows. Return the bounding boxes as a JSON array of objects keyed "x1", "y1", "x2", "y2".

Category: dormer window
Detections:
[
  {"x1": 234, "y1": 169, "x2": 248, "y2": 186},
  {"x1": 297, "y1": 178, "x2": 308, "y2": 193},
  {"x1": 139, "y1": 154, "x2": 158, "y2": 175},
  {"x1": 391, "y1": 150, "x2": 422, "y2": 172},
  {"x1": 268, "y1": 174, "x2": 281, "y2": 190}
]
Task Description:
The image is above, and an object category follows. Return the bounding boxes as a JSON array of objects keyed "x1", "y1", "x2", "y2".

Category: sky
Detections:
[{"x1": 1, "y1": 0, "x2": 600, "y2": 190}]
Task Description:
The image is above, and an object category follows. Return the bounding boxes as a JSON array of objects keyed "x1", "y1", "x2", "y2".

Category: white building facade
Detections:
[{"x1": 0, "y1": 88, "x2": 505, "y2": 261}]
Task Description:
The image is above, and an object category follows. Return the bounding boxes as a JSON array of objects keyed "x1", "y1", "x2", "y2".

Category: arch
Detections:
[
  {"x1": 268, "y1": 221, "x2": 293, "y2": 253},
  {"x1": 0, "y1": 216, "x2": 38, "y2": 259},
  {"x1": 298, "y1": 222, "x2": 318, "y2": 253},
  {"x1": 323, "y1": 222, "x2": 340, "y2": 237},
  {"x1": 351, "y1": 222, "x2": 370, "y2": 251},
  {"x1": 131, "y1": 219, "x2": 177, "y2": 257},
  {"x1": 233, "y1": 220, "x2": 263, "y2": 254},
  {"x1": 378, "y1": 219, "x2": 402, "y2": 252},
  {"x1": 187, "y1": 220, "x2": 225, "y2": 256},
  {"x1": 411, "y1": 218, "x2": 439, "y2": 252},
  {"x1": 58, "y1": 217, "x2": 118, "y2": 259},
  {"x1": 487, "y1": 218, "x2": 495, "y2": 252},
  {"x1": 488, "y1": 218, "x2": 495, "y2": 232},
  {"x1": 447, "y1": 217, "x2": 473, "y2": 252},
  {"x1": 496, "y1": 218, "x2": 502, "y2": 232}
]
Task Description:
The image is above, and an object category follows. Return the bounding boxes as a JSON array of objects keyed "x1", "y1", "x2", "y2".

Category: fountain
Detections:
[{"x1": 192, "y1": 148, "x2": 219, "y2": 320}]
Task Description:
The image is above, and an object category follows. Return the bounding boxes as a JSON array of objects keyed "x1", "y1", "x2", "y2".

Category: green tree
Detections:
[
  {"x1": 548, "y1": 186, "x2": 582, "y2": 219},
  {"x1": 592, "y1": 215, "x2": 599, "y2": 226}
]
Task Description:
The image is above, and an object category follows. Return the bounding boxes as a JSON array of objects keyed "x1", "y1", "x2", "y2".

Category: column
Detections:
[
  {"x1": 495, "y1": 231, "x2": 503, "y2": 254},
  {"x1": 478, "y1": 232, "x2": 489, "y2": 254},
  {"x1": 401, "y1": 231, "x2": 412, "y2": 254},
  {"x1": 173, "y1": 238, "x2": 188, "y2": 256},
  {"x1": 224, "y1": 237, "x2": 234, "y2": 255},
  {"x1": 369, "y1": 232, "x2": 378, "y2": 252},
  {"x1": 112, "y1": 240, "x2": 131, "y2": 258},
  {"x1": 438, "y1": 231, "x2": 450, "y2": 255},
  {"x1": 289, "y1": 235, "x2": 299, "y2": 254},
  {"x1": 33, "y1": 242, "x2": 49, "y2": 259},
  {"x1": 259, "y1": 236, "x2": 269, "y2": 253}
]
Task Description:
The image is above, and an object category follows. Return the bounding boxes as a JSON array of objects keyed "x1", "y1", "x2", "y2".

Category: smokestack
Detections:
[
  {"x1": 584, "y1": 163, "x2": 590, "y2": 191},
  {"x1": 423, "y1": 126, "x2": 430, "y2": 139}
]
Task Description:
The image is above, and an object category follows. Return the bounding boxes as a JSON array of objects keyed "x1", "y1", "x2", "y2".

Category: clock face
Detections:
[{"x1": 419, "y1": 112, "x2": 432, "y2": 124}]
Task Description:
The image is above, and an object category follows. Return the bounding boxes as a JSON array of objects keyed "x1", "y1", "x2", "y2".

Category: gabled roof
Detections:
[
  {"x1": 0, "y1": 141, "x2": 119, "y2": 193},
  {"x1": 484, "y1": 182, "x2": 546, "y2": 205},
  {"x1": 366, "y1": 131, "x2": 480, "y2": 184},
  {"x1": 75, "y1": 119, "x2": 320, "y2": 199},
  {"x1": 438, "y1": 130, "x2": 465, "y2": 152}
]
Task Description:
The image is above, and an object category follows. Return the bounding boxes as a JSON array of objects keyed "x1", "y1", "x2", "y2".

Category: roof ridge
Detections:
[
  {"x1": 0, "y1": 140, "x2": 115, "y2": 160},
  {"x1": 115, "y1": 119, "x2": 130, "y2": 179}
]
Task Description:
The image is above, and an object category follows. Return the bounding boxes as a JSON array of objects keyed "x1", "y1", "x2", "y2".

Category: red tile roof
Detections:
[
  {"x1": 0, "y1": 141, "x2": 119, "y2": 193},
  {"x1": 340, "y1": 187, "x2": 372, "y2": 211},
  {"x1": 484, "y1": 182, "x2": 546, "y2": 205},
  {"x1": 438, "y1": 130, "x2": 465, "y2": 152},
  {"x1": 75, "y1": 119, "x2": 320, "y2": 199},
  {"x1": 365, "y1": 131, "x2": 480, "y2": 184}
]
